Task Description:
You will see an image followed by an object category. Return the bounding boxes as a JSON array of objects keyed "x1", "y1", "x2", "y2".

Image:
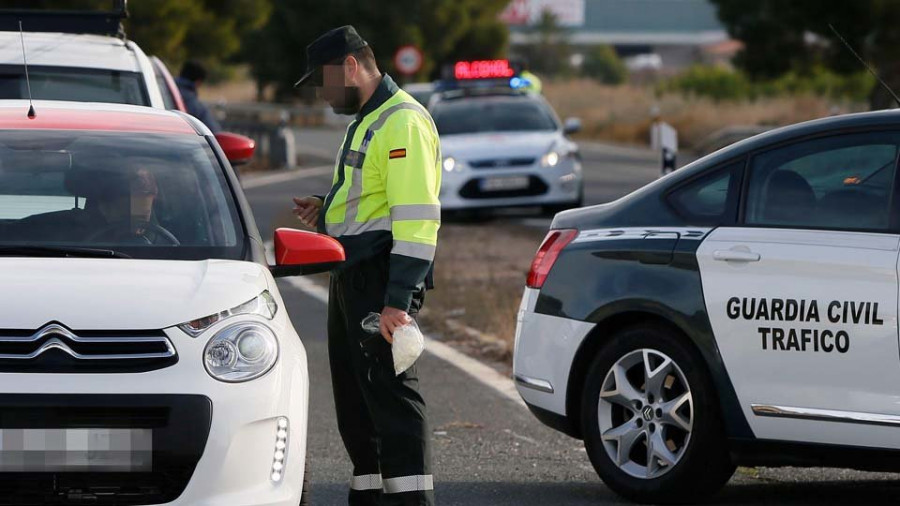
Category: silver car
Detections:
[{"x1": 431, "y1": 92, "x2": 583, "y2": 214}]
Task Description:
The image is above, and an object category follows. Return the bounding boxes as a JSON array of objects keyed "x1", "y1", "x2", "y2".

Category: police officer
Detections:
[{"x1": 291, "y1": 26, "x2": 440, "y2": 506}]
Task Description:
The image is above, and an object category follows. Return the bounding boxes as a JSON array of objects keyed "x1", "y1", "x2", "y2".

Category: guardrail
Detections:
[{"x1": 210, "y1": 102, "x2": 331, "y2": 170}]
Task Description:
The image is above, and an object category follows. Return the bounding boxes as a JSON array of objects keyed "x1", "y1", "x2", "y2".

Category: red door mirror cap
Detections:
[
  {"x1": 271, "y1": 228, "x2": 345, "y2": 277},
  {"x1": 215, "y1": 132, "x2": 256, "y2": 164}
]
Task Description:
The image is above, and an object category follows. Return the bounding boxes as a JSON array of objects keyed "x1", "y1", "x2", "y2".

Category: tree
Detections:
[
  {"x1": 244, "y1": 0, "x2": 510, "y2": 100},
  {"x1": 515, "y1": 10, "x2": 573, "y2": 78},
  {"x1": 581, "y1": 45, "x2": 626, "y2": 85},
  {"x1": 5, "y1": 0, "x2": 272, "y2": 72},
  {"x1": 710, "y1": 0, "x2": 900, "y2": 109}
]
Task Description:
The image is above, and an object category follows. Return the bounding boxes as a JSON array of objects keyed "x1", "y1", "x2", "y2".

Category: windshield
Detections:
[
  {"x1": 0, "y1": 131, "x2": 245, "y2": 260},
  {"x1": 432, "y1": 97, "x2": 558, "y2": 135},
  {"x1": 0, "y1": 66, "x2": 148, "y2": 106}
]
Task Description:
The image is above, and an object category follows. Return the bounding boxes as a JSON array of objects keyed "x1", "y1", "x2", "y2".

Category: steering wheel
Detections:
[{"x1": 86, "y1": 221, "x2": 181, "y2": 246}]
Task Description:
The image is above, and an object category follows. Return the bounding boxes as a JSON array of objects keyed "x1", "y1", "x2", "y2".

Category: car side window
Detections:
[
  {"x1": 155, "y1": 73, "x2": 178, "y2": 111},
  {"x1": 668, "y1": 161, "x2": 740, "y2": 225},
  {"x1": 745, "y1": 132, "x2": 899, "y2": 231}
]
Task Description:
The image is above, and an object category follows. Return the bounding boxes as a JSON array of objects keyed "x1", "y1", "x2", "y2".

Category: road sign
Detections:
[{"x1": 394, "y1": 45, "x2": 423, "y2": 76}]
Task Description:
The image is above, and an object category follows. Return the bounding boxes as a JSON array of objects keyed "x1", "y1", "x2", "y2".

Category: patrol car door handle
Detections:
[{"x1": 713, "y1": 249, "x2": 761, "y2": 262}]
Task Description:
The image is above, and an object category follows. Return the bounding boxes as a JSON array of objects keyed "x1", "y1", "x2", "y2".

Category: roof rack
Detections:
[{"x1": 0, "y1": 0, "x2": 128, "y2": 39}]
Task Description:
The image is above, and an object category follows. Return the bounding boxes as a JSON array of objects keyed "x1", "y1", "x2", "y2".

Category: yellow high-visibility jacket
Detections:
[{"x1": 318, "y1": 74, "x2": 441, "y2": 311}]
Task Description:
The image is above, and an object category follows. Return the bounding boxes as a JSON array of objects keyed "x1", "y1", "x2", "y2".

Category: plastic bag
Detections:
[{"x1": 360, "y1": 312, "x2": 425, "y2": 375}]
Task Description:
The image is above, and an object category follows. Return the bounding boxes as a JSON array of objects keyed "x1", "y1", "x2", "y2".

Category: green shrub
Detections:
[
  {"x1": 659, "y1": 65, "x2": 874, "y2": 102},
  {"x1": 658, "y1": 65, "x2": 751, "y2": 100},
  {"x1": 581, "y1": 45, "x2": 627, "y2": 85}
]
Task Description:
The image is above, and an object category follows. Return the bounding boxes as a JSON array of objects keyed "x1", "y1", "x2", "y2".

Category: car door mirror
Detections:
[
  {"x1": 563, "y1": 117, "x2": 582, "y2": 135},
  {"x1": 269, "y1": 228, "x2": 345, "y2": 277},
  {"x1": 215, "y1": 132, "x2": 256, "y2": 166}
]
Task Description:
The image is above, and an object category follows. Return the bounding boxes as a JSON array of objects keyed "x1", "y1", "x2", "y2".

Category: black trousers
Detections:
[{"x1": 328, "y1": 251, "x2": 434, "y2": 506}]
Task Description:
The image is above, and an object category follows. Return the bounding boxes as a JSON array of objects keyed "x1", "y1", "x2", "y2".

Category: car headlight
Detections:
[
  {"x1": 541, "y1": 151, "x2": 560, "y2": 167},
  {"x1": 443, "y1": 156, "x2": 458, "y2": 172},
  {"x1": 204, "y1": 322, "x2": 279, "y2": 382},
  {"x1": 541, "y1": 143, "x2": 576, "y2": 168},
  {"x1": 178, "y1": 290, "x2": 278, "y2": 337}
]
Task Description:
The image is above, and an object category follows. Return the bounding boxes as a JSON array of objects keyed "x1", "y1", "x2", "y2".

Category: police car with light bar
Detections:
[
  {"x1": 514, "y1": 109, "x2": 900, "y2": 503},
  {"x1": 430, "y1": 59, "x2": 583, "y2": 214}
]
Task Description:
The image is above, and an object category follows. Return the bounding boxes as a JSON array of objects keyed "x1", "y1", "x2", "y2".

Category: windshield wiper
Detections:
[{"x1": 0, "y1": 246, "x2": 132, "y2": 259}]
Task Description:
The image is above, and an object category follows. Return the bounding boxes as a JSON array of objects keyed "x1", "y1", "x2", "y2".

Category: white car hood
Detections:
[
  {"x1": 0, "y1": 258, "x2": 270, "y2": 330},
  {"x1": 440, "y1": 131, "x2": 558, "y2": 161}
]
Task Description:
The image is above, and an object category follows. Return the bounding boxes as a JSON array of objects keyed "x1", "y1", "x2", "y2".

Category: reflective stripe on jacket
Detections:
[{"x1": 318, "y1": 74, "x2": 441, "y2": 311}]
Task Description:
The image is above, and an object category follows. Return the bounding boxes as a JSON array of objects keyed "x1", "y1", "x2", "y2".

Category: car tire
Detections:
[
  {"x1": 581, "y1": 324, "x2": 734, "y2": 504},
  {"x1": 299, "y1": 455, "x2": 311, "y2": 506}
]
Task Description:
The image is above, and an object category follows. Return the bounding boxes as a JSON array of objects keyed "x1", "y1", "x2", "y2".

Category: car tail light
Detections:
[{"x1": 527, "y1": 229, "x2": 578, "y2": 289}]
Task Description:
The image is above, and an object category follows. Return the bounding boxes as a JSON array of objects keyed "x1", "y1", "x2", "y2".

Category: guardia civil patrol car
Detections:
[
  {"x1": 429, "y1": 60, "x2": 583, "y2": 214},
  {"x1": 514, "y1": 108, "x2": 900, "y2": 503}
]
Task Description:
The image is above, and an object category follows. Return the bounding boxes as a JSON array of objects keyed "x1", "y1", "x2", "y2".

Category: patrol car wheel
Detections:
[{"x1": 581, "y1": 324, "x2": 734, "y2": 504}]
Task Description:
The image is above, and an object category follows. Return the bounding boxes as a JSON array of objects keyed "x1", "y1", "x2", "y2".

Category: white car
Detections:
[
  {"x1": 0, "y1": 100, "x2": 343, "y2": 504},
  {"x1": 431, "y1": 90, "x2": 583, "y2": 214},
  {"x1": 0, "y1": 27, "x2": 164, "y2": 108}
]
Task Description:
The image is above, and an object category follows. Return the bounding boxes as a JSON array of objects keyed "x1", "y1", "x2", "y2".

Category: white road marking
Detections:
[
  {"x1": 241, "y1": 165, "x2": 333, "y2": 189},
  {"x1": 265, "y1": 243, "x2": 525, "y2": 408}
]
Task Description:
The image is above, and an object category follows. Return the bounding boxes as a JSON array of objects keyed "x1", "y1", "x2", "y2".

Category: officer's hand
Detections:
[
  {"x1": 380, "y1": 306, "x2": 412, "y2": 344},
  {"x1": 292, "y1": 196, "x2": 323, "y2": 228}
]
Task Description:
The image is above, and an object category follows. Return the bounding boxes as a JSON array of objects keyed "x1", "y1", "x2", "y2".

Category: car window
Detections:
[
  {"x1": 0, "y1": 131, "x2": 244, "y2": 260},
  {"x1": 432, "y1": 97, "x2": 557, "y2": 135},
  {"x1": 0, "y1": 66, "x2": 148, "y2": 106},
  {"x1": 668, "y1": 162, "x2": 739, "y2": 224},
  {"x1": 745, "y1": 132, "x2": 899, "y2": 231},
  {"x1": 155, "y1": 72, "x2": 178, "y2": 110}
]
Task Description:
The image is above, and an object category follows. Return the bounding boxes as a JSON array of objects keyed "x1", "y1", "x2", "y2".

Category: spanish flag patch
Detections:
[{"x1": 389, "y1": 148, "x2": 407, "y2": 159}]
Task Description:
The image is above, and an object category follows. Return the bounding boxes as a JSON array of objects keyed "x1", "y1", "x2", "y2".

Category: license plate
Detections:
[
  {"x1": 479, "y1": 176, "x2": 530, "y2": 192},
  {"x1": 0, "y1": 428, "x2": 152, "y2": 472}
]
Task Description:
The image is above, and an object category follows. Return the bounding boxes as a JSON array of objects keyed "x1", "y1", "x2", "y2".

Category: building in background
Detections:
[{"x1": 504, "y1": 0, "x2": 738, "y2": 73}]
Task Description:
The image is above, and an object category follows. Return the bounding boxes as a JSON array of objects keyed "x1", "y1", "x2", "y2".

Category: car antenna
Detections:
[
  {"x1": 828, "y1": 23, "x2": 900, "y2": 108},
  {"x1": 18, "y1": 20, "x2": 35, "y2": 119}
]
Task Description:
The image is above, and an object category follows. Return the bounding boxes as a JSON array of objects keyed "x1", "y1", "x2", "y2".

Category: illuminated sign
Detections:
[{"x1": 454, "y1": 60, "x2": 515, "y2": 80}]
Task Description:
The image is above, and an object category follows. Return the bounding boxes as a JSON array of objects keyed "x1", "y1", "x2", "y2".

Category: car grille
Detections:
[
  {"x1": 0, "y1": 394, "x2": 211, "y2": 505},
  {"x1": 468, "y1": 157, "x2": 536, "y2": 169},
  {"x1": 0, "y1": 323, "x2": 177, "y2": 373},
  {"x1": 459, "y1": 176, "x2": 549, "y2": 199}
]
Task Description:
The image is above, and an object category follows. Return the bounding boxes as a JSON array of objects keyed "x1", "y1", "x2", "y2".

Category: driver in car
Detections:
[
  {"x1": 83, "y1": 161, "x2": 180, "y2": 245},
  {"x1": 17, "y1": 158, "x2": 178, "y2": 246},
  {"x1": 93, "y1": 166, "x2": 159, "y2": 239}
]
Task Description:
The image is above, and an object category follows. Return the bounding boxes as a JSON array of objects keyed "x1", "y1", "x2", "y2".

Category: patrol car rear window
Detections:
[
  {"x1": 0, "y1": 131, "x2": 244, "y2": 261},
  {"x1": 0, "y1": 66, "x2": 148, "y2": 107},
  {"x1": 431, "y1": 98, "x2": 557, "y2": 135},
  {"x1": 668, "y1": 162, "x2": 738, "y2": 225},
  {"x1": 745, "y1": 132, "x2": 899, "y2": 232}
]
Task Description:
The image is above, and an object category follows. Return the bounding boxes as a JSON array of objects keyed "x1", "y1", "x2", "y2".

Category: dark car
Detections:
[{"x1": 514, "y1": 109, "x2": 900, "y2": 503}]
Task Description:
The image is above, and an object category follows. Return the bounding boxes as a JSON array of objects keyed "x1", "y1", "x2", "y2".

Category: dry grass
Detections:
[
  {"x1": 544, "y1": 79, "x2": 867, "y2": 149},
  {"x1": 418, "y1": 223, "x2": 546, "y2": 363}
]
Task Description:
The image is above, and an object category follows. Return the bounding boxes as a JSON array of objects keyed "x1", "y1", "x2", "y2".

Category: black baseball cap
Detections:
[{"x1": 294, "y1": 25, "x2": 369, "y2": 88}]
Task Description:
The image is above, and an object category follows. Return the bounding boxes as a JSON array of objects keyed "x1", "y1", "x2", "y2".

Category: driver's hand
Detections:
[{"x1": 292, "y1": 196, "x2": 323, "y2": 228}]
